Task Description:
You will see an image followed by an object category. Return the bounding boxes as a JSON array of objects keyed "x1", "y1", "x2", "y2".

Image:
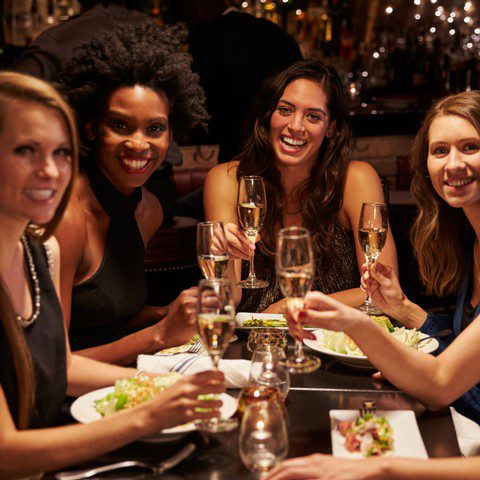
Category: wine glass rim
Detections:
[
  {"x1": 362, "y1": 202, "x2": 387, "y2": 208},
  {"x1": 239, "y1": 175, "x2": 264, "y2": 180},
  {"x1": 278, "y1": 226, "x2": 311, "y2": 238}
]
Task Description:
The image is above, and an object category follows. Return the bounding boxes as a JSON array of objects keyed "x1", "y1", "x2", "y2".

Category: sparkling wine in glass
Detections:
[
  {"x1": 196, "y1": 278, "x2": 238, "y2": 432},
  {"x1": 358, "y1": 202, "x2": 388, "y2": 315},
  {"x1": 196, "y1": 221, "x2": 229, "y2": 279},
  {"x1": 277, "y1": 227, "x2": 320, "y2": 374},
  {"x1": 237, "y1": 176, "x2": 268, "y2": 289},
  {"x1": 239, "y1": 400, "x2": 288, "y2": 476}
]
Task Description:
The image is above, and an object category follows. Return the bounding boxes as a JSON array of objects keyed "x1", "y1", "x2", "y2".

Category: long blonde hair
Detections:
[
  {"x1": 0, "y1": 72, "x2": 79, "y2": 428},
  {"x1": 411, "y1": 91, "x2": 480, "y2": 297}
]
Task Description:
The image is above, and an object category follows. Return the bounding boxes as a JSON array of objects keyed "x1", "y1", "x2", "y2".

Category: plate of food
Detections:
[
  {"x1": 303, "y1": 316, "x2": 438, "y2": 368},
  {"x1": 330, "y1": 410, "x2": 428, "y2": 459},
  {"x1": 235, "y1": 312, "x2": 316, "y2": 331},
  {"x1": 71, "y1": 373, "x2": 238, "y2": 443}
]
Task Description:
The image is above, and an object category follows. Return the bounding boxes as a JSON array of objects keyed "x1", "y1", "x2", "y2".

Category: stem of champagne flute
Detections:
[
  {"x1": 247, "y1": 245, "x2": 257, "y2": 282},
  {"x1": 294, "y1": 339, "x2": 305, "y2": 360},
  {"x1": 364, "y1": 258, "x2": 373, "y2": 306}
]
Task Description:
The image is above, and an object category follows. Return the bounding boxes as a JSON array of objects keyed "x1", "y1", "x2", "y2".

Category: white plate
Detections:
[
  {"x1": 330, "y1": 410, "x2": 428, "y2": 459},
  {"x1": 71, "y1": 387, "x2": 238, "y2": 443},
  {"x1": 304, "y1": 329, "x2": 439, "y2": 368},
  {"x1": 235, "y1": 312, "x2": 316, "y2": 331}
]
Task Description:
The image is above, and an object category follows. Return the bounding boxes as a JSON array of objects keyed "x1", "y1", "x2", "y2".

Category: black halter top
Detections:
[
  {"x1": 69, "y1": 162, "x2": 148, "y2": 351},
  {"x1": 0, "y1": 236, "x2": 67, "y2": 428}
]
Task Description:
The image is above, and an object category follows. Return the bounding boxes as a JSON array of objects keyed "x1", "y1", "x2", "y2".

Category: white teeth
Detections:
[
  {"x1": 447, "y1": 178, "x2": 474, "y2": 187},
  {"x1": 281, "y1": 136, "x2": 306, "y2": 147},
  {"x1": 25, "y1": 189, "x2": 54, "y2": 200},
  {"x1": 121, "y1": 159, "x2": 148, "y2": 170}
]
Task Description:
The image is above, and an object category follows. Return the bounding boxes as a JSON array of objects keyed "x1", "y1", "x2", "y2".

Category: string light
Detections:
[
  {"x1": 385, "y1": 6, "x2": 393, "y2": 14},
  {"x1": 464, "y1": 2, "x2": 472, "y2": 12},
  {"x1": 373, "y1": 51, "x2": 380, "y2": 58},
  {"x1": 464, "y1": 16, "x2": 471, "y2": 24},
  {"x1": 414, "y1": 0, "x2": 421, "y2": 5},
  {"x1": 430, "y1": 27, "x2": 436, "y2": 33},
  {"x1": 447, "y1": 17, "x2": 454, "y2": 23},
  {"x1": 414, "y1": 13, "x2": 421, "y2": 20},
  {"x1": 241, "y1": 1, "x2": 248, "y2": 7},
  {"x1": 449, "y1": 28, "x2": 456, "y2": 35},
  {"x1": 295, "y1": 9, "x2": 302, "y2": 15}
]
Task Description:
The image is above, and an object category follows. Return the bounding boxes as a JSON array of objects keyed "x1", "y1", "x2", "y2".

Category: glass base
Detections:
[
  {"x1": 285, "y1": 354, "x2": 321, "y2": 374},
  {"x1": 237, "y1": 278, "x2": 269, "y2": 289},
  {"x1": 357, "y1": 303, "x2": 383, "y2": 315},
  {"x1": 195, "y1": 417, "x2": 239, "y2": 433}
]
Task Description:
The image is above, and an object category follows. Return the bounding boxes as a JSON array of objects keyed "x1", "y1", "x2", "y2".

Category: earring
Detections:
[{"x1": 87, "y1": 131, "x2": 96, "y2": 141}]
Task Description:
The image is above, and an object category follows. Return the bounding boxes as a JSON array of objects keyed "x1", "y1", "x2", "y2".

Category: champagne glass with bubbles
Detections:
[
  {"x1": 196, "y1": 278, "x2": 238, "y2": 432},
  {"x1": 237, "y1": 176, "x2": 268, "y2": 289},
  {"x1": 358, "y1": 202, "x2": 388, "y2": 315},
  {"x1": 197, "y1": 221, "x2": 229, "y2": 279},
  {"x1": 277, "y1": 227, "x2": 320, "y2": 374}
]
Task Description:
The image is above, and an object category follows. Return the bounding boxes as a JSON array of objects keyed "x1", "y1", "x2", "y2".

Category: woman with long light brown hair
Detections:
[
  {"x1": 204, "y1": 59, "x2": 397, "y2": 312},
  {"x1": 0, "y1": 72, "x2": 223, "y2": 479}
]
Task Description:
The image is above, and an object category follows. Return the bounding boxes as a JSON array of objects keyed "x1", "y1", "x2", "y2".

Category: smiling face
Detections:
[
  {"x1": 0, "y1": 99, "x2": 72, "y2": 227},
  {"x1": 427, "y1": 114, "x2": 480, "y2": 213},
  {"x1": 269, "y1": 78, "x2": 334, "y2": 170},
  {"x1": 94, "y1": 85, "x2": 170, "y2": 195}
]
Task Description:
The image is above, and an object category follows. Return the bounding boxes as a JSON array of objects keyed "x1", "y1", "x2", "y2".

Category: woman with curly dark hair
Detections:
[
  {"x1": 204, "y1": 59, "x2": 397, "y2": 312},
  {"x1": 56, "y1": 22, "x2": 208, "y2": 364}
]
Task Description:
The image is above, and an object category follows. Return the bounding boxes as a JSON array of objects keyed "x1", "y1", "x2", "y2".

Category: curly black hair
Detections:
[{"x1": 59, "y1": 22, "x2": 207, "y2": 143}]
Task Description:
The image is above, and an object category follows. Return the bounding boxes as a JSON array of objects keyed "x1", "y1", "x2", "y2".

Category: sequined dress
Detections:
[{"x1": 238, "y1": 221, "x2": 360, "y2": 312}]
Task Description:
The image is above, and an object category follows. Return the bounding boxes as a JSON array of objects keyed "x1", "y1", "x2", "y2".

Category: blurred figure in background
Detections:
[{"x1": 170, "y1": 0, "x2": 302, "y2": 164}]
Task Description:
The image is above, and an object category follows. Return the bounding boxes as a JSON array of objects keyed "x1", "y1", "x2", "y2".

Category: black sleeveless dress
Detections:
[
  {"x1": 238, "y1": 221, "x2": 360, "y2": 312},
  {"x1": 0, "y1": 236, "x2": 67, "y2": 428},
  {"x1": 69, "y1": 163, "x2": 148, "y2": 351}
]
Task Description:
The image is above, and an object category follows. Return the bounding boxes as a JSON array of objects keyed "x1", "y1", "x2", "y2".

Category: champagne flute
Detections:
[
  {"x1": 358, "y1": 202, "x2": 388, "y2": 315},
  {"x1": 239, "y1": 400, "x2": 288, "y2": 476},
  {"x1": 196, "y1": 278, "x2": 238, "y2": 432},
  {"x1": 196, "y1": 221, "x2": 229, "y2": 279},
  {"x1": 237, "y1": 175, "x2": 268, "y2": 289},
  {"x1": 277, "y1": 227, "x2": 320, "y2": 374}
]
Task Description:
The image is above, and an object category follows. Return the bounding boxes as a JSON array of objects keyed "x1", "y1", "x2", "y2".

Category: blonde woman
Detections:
[{"x1": 0, "y1": 72, "x2": 223, "y2": 479}]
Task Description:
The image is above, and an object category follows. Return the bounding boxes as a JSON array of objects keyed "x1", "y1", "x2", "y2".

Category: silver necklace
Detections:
[{"x1": 16, "y1": 236, "x2": 41, "y2": 328}]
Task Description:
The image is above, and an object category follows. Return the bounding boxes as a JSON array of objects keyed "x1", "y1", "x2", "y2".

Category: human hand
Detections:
[
  {"x1": 292, "y1": 291, "x2": 368, "y2": 334},
  {"x1": 223, "y1": 222, "x2": 256, "y2": 260},
  {"x1": 265, "y1": 453, "x2": 385, "y2": 480},
  {"x1": 145, "y1": 370, "x2": 226, "y2": 433},
  {"x1": 361, "y1": 261, "x2": 405, "y2": 319},
  {"x1": 155, "y1": 287, "x2": 198, "y2": 349},
  {"x1": 284, "y1": 299, "x2": 316, "y2": 342}
]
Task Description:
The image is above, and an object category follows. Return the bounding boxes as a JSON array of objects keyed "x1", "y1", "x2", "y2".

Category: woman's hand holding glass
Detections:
[
  {"x1": 144, "y1": 370, "x2": 225, "y2": 434},
  {"x1": 222, "y1": 222, "x2": 257, "y2": 261}
]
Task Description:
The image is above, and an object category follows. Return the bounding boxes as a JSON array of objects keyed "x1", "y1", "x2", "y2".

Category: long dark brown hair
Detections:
[
  {"x1": 411, "y1": 91, "x2": 479, "y2": 297},
  {"x1": 0, "y1": 72, "x2": 79, "y2": 428},
  {"x1": 236, "y1": 59, "x2": 351, "y2": 270}
]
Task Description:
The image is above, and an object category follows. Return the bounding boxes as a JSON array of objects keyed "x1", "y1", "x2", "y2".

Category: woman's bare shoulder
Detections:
[
  {"x1": 345, "y1": 160, "x2": 381, "y2": 183},
  {"x1": 206, "y1": 161, "x2": 239, "y2": 185}
]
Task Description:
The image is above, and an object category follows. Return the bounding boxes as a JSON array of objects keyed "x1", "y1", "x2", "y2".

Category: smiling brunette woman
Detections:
[
  {"x1": 56, "y1": 23, "x2": 208, "y2": 364},
  {"x1": 204, "y1": 59, "x2": 397, "y2": 312},
  {"x1": 0, "y1": 72, "x2": 223, "y2": 480}
]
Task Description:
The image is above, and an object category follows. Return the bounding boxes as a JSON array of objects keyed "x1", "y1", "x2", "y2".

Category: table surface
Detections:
[{"x1": 44, "y1": 331, "x2": 461, "y2": 479}]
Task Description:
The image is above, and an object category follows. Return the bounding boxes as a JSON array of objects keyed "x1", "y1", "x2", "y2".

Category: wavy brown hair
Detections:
[
  {"x1": 0, "y1": 72, "x2": 78, "y2": 428},
  {"x1": 236, "y1": 59, "x2": 351, "y2": 270},
  {"x1": 410, "y1": 91, "x2": 479, "y2": 297}
]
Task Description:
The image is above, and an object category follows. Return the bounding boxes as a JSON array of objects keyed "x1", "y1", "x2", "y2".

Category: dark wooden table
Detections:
[{"x1": 44, "y1": 332, "x2": 460, "y2": 479}]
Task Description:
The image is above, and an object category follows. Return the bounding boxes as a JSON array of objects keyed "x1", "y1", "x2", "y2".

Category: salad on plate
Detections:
[
  {"x1": 94, "y1": 373, "x2": 182, "y2": 416},
  {"x1": 323, "y1": 316, "x2": 419, "y2": 357}
]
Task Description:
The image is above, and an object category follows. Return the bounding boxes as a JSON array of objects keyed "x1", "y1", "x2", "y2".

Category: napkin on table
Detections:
[
  {"x1": 450, "y1": 407, "x2": 480, "y2": 457},
  {"x1": 137, "y1": 353, "x2": 251, "y2": 389}
]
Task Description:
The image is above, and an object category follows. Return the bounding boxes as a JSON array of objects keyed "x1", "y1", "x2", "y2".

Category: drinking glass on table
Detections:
[
  {"x1": 239, "y1": 401, "x2": 288, "y2": 476},
  {"x1": 249, "y1": 346, "x2": 290, "y2": 400},
  {"x1": 358, "y1": 202, "x2": 388, "y2": 315},
  {"x1": 277, "y1": 226, "x2": 320, "y2": 374},
  {"x1": 237, "y1": 175, "x2": 268, "y2": 289},
  {"x1": 196, "y1": 221, "x2": 229, "y2": 279},
  {"x1": 196, "y1": 278, "x2": 238, "y2": 432}
]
